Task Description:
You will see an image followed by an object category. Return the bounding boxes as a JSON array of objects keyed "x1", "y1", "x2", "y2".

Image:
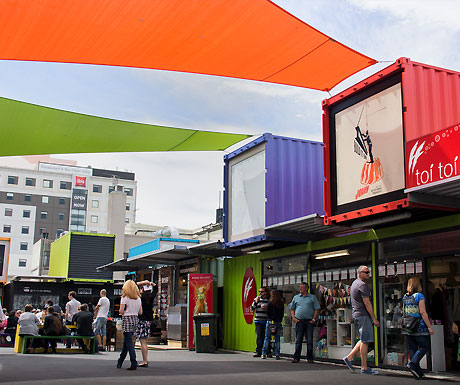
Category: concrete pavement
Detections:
[{"x1": 0, "y1": 347, "x2": 457, "y2": 384}]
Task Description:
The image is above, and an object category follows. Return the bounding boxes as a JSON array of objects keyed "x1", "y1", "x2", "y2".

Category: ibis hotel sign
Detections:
[{"x1": 406, "y1": 123, "x2": 460, "y2": 189}]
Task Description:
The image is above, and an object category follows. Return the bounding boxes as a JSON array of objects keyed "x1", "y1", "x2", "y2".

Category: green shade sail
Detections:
[{"x1": 0, "y1": 97, "x2": 252, "y2": 156}]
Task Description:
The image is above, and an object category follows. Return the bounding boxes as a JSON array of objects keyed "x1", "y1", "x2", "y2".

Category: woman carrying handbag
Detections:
[
  {"x1": 402, "y1": 277, "x2": 434, "y2": 379},
  {"x1": 117, "y1": 280, "x2": 142, "y2": 370}
]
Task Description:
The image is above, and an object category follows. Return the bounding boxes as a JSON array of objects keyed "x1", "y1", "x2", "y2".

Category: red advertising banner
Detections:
[
  {"x1": 187, "y1": 273, "x2": 213, "y2": 349},
  {"x1": 406, "y1": 123, "x2": 460, "y2": 189},
  {"x1": 242, "y1": 267, "x2": 257, "y2": 324}
]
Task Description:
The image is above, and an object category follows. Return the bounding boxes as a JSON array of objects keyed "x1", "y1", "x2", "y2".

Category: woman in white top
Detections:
[{"x1": 117, "y1": 280, "x2": 142, "y2": 370}]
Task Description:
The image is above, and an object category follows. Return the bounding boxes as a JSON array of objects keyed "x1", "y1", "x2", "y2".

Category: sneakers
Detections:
[
  {"x1": 361, "y1": 368, "x2": 378, "y2": 375},
  {"x1": 253, "y1": 353, "x2": 261, "y2": 358},
  {"x1": 407, "y1": 362, "x2": 423, "y2": 379},
  {"x1": 343, "y1": 357, "x2": 355, "y2": 372},
  {"x1": 262, "y1": 355, "x2": 267, "y2": 359}
]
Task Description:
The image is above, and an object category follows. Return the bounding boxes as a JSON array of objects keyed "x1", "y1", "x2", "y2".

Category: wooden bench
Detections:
[{"x1": 22, "y1": 335, "x2": 97, "y2": 354}]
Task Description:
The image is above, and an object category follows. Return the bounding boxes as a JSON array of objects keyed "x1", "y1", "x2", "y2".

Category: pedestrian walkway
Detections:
[{"x1": 0, "y1": 347, "x2": 457, "y2": 385}]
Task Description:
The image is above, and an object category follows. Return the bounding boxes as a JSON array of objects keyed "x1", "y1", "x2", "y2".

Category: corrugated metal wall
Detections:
[
  {"x1": 403, "y1": 60, "x2": 460, "y2": 142},
  {"x1": 265, "y1": 135, "x2": 324, "y2": 226},
  {"x1": 68, "y1": 234, "x2": 114, "y2": 280},
  {"x1": 223, "y1": 253, "x2": 262, "y2": 352}
]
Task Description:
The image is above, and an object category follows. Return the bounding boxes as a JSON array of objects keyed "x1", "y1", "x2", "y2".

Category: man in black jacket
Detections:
[{"x1": 73, "y1": 303, "x2": 94, "y2": 353}]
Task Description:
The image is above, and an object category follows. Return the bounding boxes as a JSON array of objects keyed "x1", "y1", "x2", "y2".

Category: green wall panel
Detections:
[
  {"x1": 49, "y1": 233, "x2": 71, "y2": 277},
  {"x1": 223, "y1": 254, "x2": 263, "y2": 352}
]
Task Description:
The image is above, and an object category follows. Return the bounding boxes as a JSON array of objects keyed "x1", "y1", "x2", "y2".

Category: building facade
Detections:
[{"x1": 0, "y1": 162, "x2": 137, "y2": 279}]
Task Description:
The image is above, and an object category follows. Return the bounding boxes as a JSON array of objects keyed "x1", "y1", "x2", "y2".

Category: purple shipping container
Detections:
[{"x1": 223, "y1": 133, "x2": 324, "y2": 247}]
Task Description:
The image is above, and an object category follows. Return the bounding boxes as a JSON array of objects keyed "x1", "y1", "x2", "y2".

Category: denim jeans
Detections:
[
  {"x1": 255, "y1": 322, "x2": 269, "y2": 355},
  {"x1": 65, "y1": 320, "x2": 73, "y2": 348},
  {"x1": 294, "y1": 319, "x2": 314, "y2": 360},
  {"x1": 262, "y1": 321, "x2": 281, "y2": 356},
  {"x1": 118, "y1": 332, "x2": 137, "y2": 368},
  {"x1": 407, "y1": 334, "x2": 429, "y2": 369}
]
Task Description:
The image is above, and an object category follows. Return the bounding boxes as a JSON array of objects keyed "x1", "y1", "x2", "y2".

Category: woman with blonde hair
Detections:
[
  {"x1": 117, "y1": 280, "x2": 142, "y2": 370},
  {"x1": 402, "y1": 276, "x2": 433, "y2": 379}
]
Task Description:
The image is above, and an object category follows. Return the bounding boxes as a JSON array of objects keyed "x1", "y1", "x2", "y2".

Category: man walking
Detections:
[
  {"x1": 343, "y1": 265, "x2": 379, "y2": 375},
  {"x1": 65, "y1": 291, "x2": 81, "y2": 348},
  {"x1": 93, "y1": 289, "x2": 110, "y2": 352},
  {"x1": 250, "y1": 286, "x2": 270, "y2": 357},
  {"x1": 289, "y1": 282, "x2": 320, "y2": 363}
]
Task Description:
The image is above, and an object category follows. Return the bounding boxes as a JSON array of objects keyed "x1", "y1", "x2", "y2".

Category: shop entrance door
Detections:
[{"x1": 426, "y1": 256, "x2": 460, "y2": 372}]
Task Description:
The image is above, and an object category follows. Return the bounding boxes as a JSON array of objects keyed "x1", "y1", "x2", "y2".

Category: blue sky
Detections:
[{"x1": 1, "y1": 1, "x2": 459, "y2": 229}]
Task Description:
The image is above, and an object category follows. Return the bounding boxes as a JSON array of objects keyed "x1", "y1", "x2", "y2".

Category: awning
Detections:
[
  {"x1": 265, "y1": 214, "x2": 349, "y2": 240},
  {"x1": 406, "y1": 177, "x2": 460, "y2": 210},
  {"x1": 0, "y1": 0, "x2": 376, "y2": 91},
  {"x1": 187, "y1": 241, "x2": 247, "y2": 257},
  {"x1": 97, "y1": 245, "x2": 199, "y2": 272},
  {"x1": 224, "y1": 214, "x2": 350, "y2": 250},
  {"x1": 0, "y1": 97, "x2": 251, "y2": 157}
]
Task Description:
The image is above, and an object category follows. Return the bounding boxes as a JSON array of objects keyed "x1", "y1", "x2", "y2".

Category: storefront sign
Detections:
[
  {"x1": 188, "y1": 273, "x2": 214, "y2": 349},
  {"x1": 71, "y1": 189, "x2": 88, "y2": 210},
  {"x1": 335, "y1": 83, "x2": 405, "y2": 205},
  {"x1": 241, "y1": 268, "x2": 256, "y2": 325},
  {"x1": 77, "y1": 288, "x2": 92, "y2": 295},
  {"x1": 75, "y1": 176, "x2": 86, "y2": 187},
  {"x1": 113, "y1": 288, "x2": 122, "y2": 296},
  {"x1": 406, "y1": 122, "x2": 460, "y2": 189}
]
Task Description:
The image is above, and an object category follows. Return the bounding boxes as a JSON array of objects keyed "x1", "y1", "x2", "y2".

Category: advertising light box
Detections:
[{"x1": 325, "y1": 73, "x2": 406, "y2": 221}]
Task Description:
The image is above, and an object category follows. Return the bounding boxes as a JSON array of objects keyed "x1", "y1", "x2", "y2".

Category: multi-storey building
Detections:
[{"x1": 0, "y1": 162, "x2": 137, "y2": 279}]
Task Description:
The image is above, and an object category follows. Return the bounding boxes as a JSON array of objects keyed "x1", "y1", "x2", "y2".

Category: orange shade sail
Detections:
[{"x1": 0, "y1": 0, "x2": 376, "y2": 91}]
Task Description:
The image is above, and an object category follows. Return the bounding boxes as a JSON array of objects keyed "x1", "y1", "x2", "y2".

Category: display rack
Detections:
[{"x1": 325, "y1": 308, "x2": 356, "y2": 359}]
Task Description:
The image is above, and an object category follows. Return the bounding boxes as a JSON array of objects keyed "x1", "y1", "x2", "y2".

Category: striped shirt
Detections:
[{"x1": 251, "y1": 297, "x2": 269, "y2": 323}]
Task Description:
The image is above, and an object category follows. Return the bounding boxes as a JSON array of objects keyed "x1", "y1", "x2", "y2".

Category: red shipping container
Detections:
[{"x1": 323, "y1": 57, "x2": 460, "y2": 225}]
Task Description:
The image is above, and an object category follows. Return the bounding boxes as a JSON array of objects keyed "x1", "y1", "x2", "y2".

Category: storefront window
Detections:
[
  {"x1": 262, "y1": 254, "x2": 308, "y2": 355},
  {"x1": 377, "y1": 258, "x2": 422, "y2": 367}
]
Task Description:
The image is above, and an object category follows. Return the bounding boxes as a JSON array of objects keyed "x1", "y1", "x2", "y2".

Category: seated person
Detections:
[
  {"x1": 45, "y1": 300, "x2": 63, "y2": 320},
  {"x1": 5, "y1": 310, "x2": 19, "y2": 335},
  {"x1": 42, "y1": 306, "x2": 63, "y2": 353},
  {"x1": 18, "y1": 305, "x2": 40, "y2": 353},
  {"x1": 72, "y1": 303, "x2": 94, "y2": 353}
]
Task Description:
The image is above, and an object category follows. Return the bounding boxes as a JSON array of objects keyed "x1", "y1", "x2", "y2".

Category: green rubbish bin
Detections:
[{"x1": 193, "y1": 313, "x2": 218, "y2": 353}]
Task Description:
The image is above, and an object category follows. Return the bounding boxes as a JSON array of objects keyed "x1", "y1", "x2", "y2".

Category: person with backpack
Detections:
[
  {"x1": 402, "y1": 276, "x2": 434, "y2": 379},
  {"x1": 261, "y1": 290, "x2": 284, "y2": 360}
]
